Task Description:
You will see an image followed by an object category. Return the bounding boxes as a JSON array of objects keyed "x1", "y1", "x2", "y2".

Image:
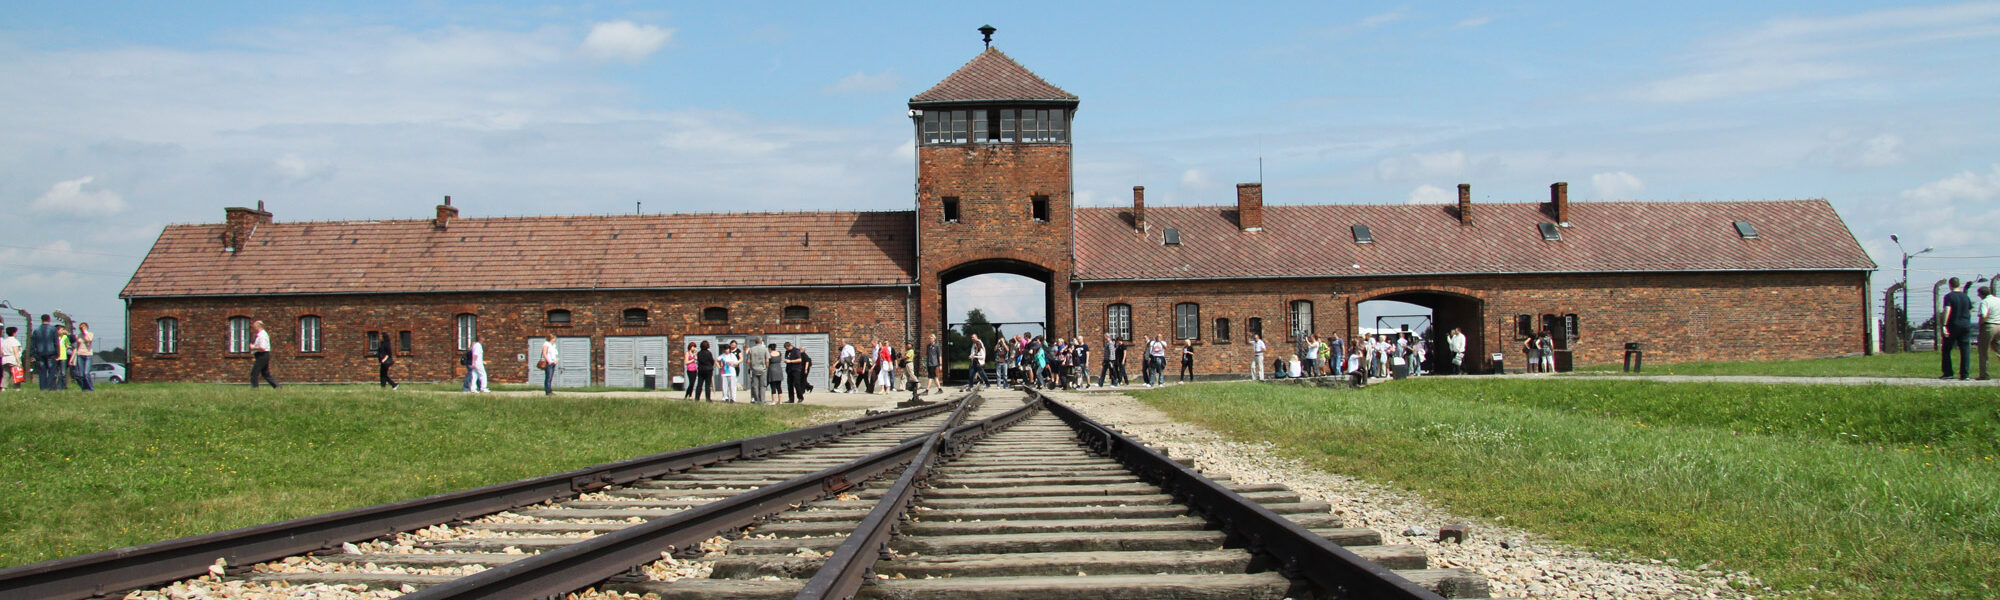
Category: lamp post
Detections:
[{"x1": 1890, "y1": 235, "x2": 1933, "y2": 350}]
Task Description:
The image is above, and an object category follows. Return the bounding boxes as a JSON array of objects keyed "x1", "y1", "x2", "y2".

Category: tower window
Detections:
[
  {"x1": 1032, "y1": 195, "x2": 1050, "y2": 222},
  {"x1": 942, "y1": 197, "x2": 961, "y2": 223},
  {"x1": 999, "y1": 109, "x2": 1017, "y2": 142}
]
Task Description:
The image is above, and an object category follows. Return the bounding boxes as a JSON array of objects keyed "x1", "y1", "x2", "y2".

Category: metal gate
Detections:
[
  {"x1": 605, "y1": 336, "x2": 669, "y2": 388},
  {"x1": 683, "y1": 333, "x2": 830, "y2": 392},
  {"x1": 527, "y1": 337, "x2": 592, "y2": 388}
]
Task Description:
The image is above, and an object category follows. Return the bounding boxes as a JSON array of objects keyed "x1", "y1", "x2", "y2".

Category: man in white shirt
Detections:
[
  {"x1": 1250, "y1": 335, "x2": 1267, "y2": 381},
  {"x1": 1447, "y1": 328, "x2": 1467, "y2": 375},
  {"x1": 464, "y1": 336, "x2": 488, "y2": 393},
  {"x1": 1979, "y1": 286, "x2": 1999, "y2": 381},
  {"x1": 249, "y1": 320, "x2": 278, "y2": 389}
]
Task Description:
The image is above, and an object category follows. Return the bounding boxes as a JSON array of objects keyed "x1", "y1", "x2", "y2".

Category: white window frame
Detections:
[
  {"x1": 1289, "y1": 300, "x2": 1314, "y2": 342},
  {"x1": 1174, "y1": 303, "x2": 1200, "y2": 340},
  {"x1": 156, "y1": 317, "x2": 179, "y2": 354},
  {"x1": 456, "y1": 314, "x2": 478, "y2": 350},
  {"x1": 1106, "y1": 304, "x2": 1132, "y2": 341},
  {"x1": 227, "y1": 316, "x2": 252, "y2": 354},
  {"x1": 299, "y1": 315, "x2": 322, "y2": 353}
]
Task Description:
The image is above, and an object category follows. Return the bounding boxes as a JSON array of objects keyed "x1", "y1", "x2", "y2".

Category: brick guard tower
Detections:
[{"x1": 910, "y1": 38, "x2": 1078, "y2": 342}]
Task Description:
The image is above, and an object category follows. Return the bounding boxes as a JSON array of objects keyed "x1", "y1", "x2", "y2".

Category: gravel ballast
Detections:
[{"x1": 1050, "y1": 389, "x2": 1773, "y2": 600}]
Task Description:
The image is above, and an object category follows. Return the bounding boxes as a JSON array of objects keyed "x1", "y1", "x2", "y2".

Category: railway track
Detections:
[{"x1": 1, "y1": 388, "x2": 1495, "y2": 600}]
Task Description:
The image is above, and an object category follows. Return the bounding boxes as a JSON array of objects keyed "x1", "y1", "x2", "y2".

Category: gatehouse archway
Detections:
[
  {"x1": 1354, "y1": 289, "x2": 1486, "y2": 374},
  {"x1": 938, "y1": 259, "x2": 1055, "y2": 383}
]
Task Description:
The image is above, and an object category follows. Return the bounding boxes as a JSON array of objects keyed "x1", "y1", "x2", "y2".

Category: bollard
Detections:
[{"x1": 1623, "y1": 342, "x2": 1643, "y2": 372}]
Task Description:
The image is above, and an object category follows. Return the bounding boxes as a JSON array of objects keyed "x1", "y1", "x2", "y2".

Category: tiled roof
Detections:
[
  {"x1": 122, "y1": 211, "x2": 917, "y2": 298},
  {"x1": 911, "y1": 48, "x2": 1077, "y2": 104},
  {"x1": 1074, "y1": 199, "x2": 1874, "y2": 280}
]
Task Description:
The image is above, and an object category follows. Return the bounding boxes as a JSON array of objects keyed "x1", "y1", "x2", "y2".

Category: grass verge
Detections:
[
  {"x1": 0, "y1": 384, "x2": 826, "y2": 568},
  {"x1": 1136, "y1": 379, "x2": 2000, "y2": 600},
  {"x1": 1573, "y1": 350, "x2": 1950, "y2": 378}
]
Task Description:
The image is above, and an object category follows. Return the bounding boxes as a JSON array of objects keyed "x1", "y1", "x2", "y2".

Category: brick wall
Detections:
[
  {"x1": 916, "y1": 143, "x2": 1075, "y2": 340},
  {"x1": 127, "y1": 288, "x2": 910, "y2": 384},
  {"x1": 1075, "y1": 270, "x2": 1868, "y2": 375}
]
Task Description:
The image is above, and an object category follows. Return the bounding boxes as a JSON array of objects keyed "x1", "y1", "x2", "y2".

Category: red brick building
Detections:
[{"x1": 121, "y1": 47, "x2": 1875, "y2": 384}]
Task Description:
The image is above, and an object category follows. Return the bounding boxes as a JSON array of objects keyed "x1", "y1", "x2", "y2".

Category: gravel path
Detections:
[{"x1": 1050, "y1": 390, "x2": 1775, "y2": 600}]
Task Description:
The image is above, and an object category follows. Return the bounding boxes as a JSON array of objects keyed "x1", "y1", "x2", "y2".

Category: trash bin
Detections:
[
  {"x1": 643, "y1": 367, "x2": 658, "y2": 390},
  {"x1": 1391, "y1": 358, "x2": 1410, "y2": 380},
  {"x1": 671, "y1": 374, "x2": 685, "y2": 391},
  {"x1": 1490, "y1": 352, "x2": 1505, "y2": 375}
]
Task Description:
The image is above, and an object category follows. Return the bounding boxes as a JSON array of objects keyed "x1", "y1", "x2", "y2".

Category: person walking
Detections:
[
  {"x1": 744, "y1": 336, "x2": 768, "y2": 404},
  {"x1": 682, "y1": 343, "x2": 699, "y2": 399},
  {"x1": 994, "y1": 337, "x2": 1012, "y2": 388},
  {"x1": 965, "y1": 335, "x2": 988, "y2": 390},
  {"x1": 538, "y1": 334, "x2": 557, "y2": 395},
  {"x1": 718, "y1": 342, "x2": 741, "y2": 403},
  {"x1": 69, "y1": 322, "x2": 97, "y2": 391},
  {"x1": 246, "y1": 320, "x2": 275, "y2": 389},
  {"x1": 464, "y1": 336, "x2": 489, "y2": 393},
  {"x1": 0, "y1": 326, "x2": 19, "y2": 392},
  {"x1": 1940, "y1": 277, "x2": 1974, "y2": 380},
  {"x1": 1250, "y1": 334, "x2": 1267, "y2": 381},
  {"x1": 1447, "y1": 328, "x2": 1467, "y2": 375},
  {"x1": 379, "y1": 332, "x2": 400, "y2": 390},
  {"x1": 693, "y1": 340, "x2": 715, "y2": 401},
  {"x1": 1976, "y1": 284, "x2": 1992, "y2": 380},
  {"x1": 30, "y1": 315, "x2": 57, "y2": 390},
  {"x1": 1179, "y1": 339, "x2": 1195, "y2": 382},
  {"x1": 784, "y1": 342, "x2": 809, "y2": 403},
  {"x1": 924, "y1": 334, "x2": 943, "y2": 395}
]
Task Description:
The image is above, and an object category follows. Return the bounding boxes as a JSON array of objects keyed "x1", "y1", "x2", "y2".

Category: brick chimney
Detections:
[
  {"x1": 1132, "y1": 186, "x2": 1147, "y2": 232},
  {"x1": 1549, "y1": 182, "x2": 1571, "y2": 225},
  {"x1": 1236, "y1": 183, "x2": 1263, "y2": 232},
  {"x1": 221, "y1": 200, "x2": 272, "y2": 252},
  {"x1": 435, "y1": 195, "x2": 458, "y2": 230},
  {"x1": 1456, "y1": 183, "x2": 1473, "y2": 226}
]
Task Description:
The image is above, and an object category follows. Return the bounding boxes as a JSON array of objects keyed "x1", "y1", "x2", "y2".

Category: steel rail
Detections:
[
  {"x1": 1039, "y1": 394, "x2": 1446, "y2": 600},
  {"x1": 402, "y1": 394, "x2": 984, "y2": 600},
  {"x1": 0, "y1": 399, "x2": 960, "y2": 600},
  {"x1": 794, "y1": 392, "x2": 1043, "y2": 600}
]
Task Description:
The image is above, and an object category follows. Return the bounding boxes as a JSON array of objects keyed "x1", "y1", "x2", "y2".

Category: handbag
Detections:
[{"x1": 536, "y1": 359, "x2": 550, "y2": 369}]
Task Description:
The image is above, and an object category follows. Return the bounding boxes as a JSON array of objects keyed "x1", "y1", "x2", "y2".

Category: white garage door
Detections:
[
  {"x1": 528, "y1": 337, "x2": 592, "y2": 388},
  {"x1": 605, "y1": 336, "x2": 670, "y2": 388}
]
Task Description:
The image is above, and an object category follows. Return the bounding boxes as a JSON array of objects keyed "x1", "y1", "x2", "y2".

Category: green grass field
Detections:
[
  {"x1": 1136, "y1": 379, "x2": 2000, "y2": 600},
  {"x1": 1574, "y1": 350, "x2": 1954, "y2": 378},
  {"x1": 0, "y1": 384, "x2": 824, "y2": 568}
]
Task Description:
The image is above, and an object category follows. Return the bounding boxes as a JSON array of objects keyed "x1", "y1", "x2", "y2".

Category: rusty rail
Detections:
[{"x1": 0, "y1": 398, "x2": 960, "y2": 600}]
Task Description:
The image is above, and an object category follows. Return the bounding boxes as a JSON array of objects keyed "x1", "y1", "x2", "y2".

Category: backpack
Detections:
[{"x1": 462, "y1": 349, "x2": 474, "y2": 366}]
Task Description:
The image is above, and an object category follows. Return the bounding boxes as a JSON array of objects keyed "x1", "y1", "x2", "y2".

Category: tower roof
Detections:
[{"x1": 911, "y1": 48, "x2": 1076, "y2": 105}]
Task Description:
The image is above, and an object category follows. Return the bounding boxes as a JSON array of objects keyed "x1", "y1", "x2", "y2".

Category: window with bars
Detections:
[
  {"x1": 1106, "y1": 304, "x2": 1132, "y2": 341},
  {"x1": 1289, "y1": 300, "x2": 1314, "y2": 342},
  {"x1": 1247, "y1": 317, "x2": 1263, "y2": 339},
  {"x1": 156, "y1": 317, "x2": 179, "y2": 354},
  {"x1": 456, "y1": 314, "x2": 478, "y2": 350},
  {"x1": 1174, "y1": 303, "x2": 1200, "y2": 340},
  {"x1": 299, "y1": 315, "x2": 322, "y2": 353},
  {"x1": 227, "y1": 316, "x2": 252, "y2": 354},
  {"x1": 1215, "y1": 318, "x2": 1232, "y2": 343}
]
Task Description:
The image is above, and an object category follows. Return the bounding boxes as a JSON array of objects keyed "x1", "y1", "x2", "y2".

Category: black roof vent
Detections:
[
  {"x1": 1163, "y1": 228, "x2": 1182, "y2": 245},
  {"x1": 1733, "y1": 220, "x2": 1759, "y2": 239},
  {"x1": 1538, "y1": 222, "x2": 1563, "y2": 241},
  {"x1": 1351, "y1": 225, "x2": 1373, "y2": 244}
]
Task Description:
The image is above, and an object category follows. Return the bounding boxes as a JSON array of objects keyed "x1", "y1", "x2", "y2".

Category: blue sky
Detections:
[{"x1": 4, "y1": 1, "x2": 1998, "y2": 348}]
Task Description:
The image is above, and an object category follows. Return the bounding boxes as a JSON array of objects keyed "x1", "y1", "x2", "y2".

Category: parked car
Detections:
[
  {"x1": 1907, "y1": 329, "x2": 1936, "y2": 351},
  {"x1": 87, "y1": 362, "x2": 125, "y2": 384}
]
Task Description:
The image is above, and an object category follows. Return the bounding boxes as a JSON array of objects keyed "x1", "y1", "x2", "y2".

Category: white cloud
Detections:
[
  {"x1": 273, "y1": 153, "x2": 337, "y2": 184},
  {"x1": 1627, "y1": 3, "x2": 2000, "y2": 103},
  {"x1": 1375, "y1": 150, "x2": 1467, "y2": 182},
  {"x1": 1181, "y1": 168, "x2": 1211, "y2": 188},
  {"x1": 1889, "y1": 164, "x2": 2000, "y2": 249},
  {"x1": 1358, "y1": 10, "x2": 1405, "y2": 29},
  {"x1": 822, "y1": 70, "x2": 900, "y2": 94},
  {"x1": 1590, "y1": 171, "x2": 1646, "y2": 200},
  {"x1": 1810, "y1": 133, "x2": 1904, "y2": 169},
  {"x1": 1405, "y1": 184, "x2": 1455, "y2": 205},
  {"x1": 579, "y1": 21, "x2": 674, "y2": 63},
  {"x1": 32, "y1": 176, "x2": 127, "y2": 216},
  {"x1": 1454, "y1": 16, "x2": 1493, "y2": 29}
]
